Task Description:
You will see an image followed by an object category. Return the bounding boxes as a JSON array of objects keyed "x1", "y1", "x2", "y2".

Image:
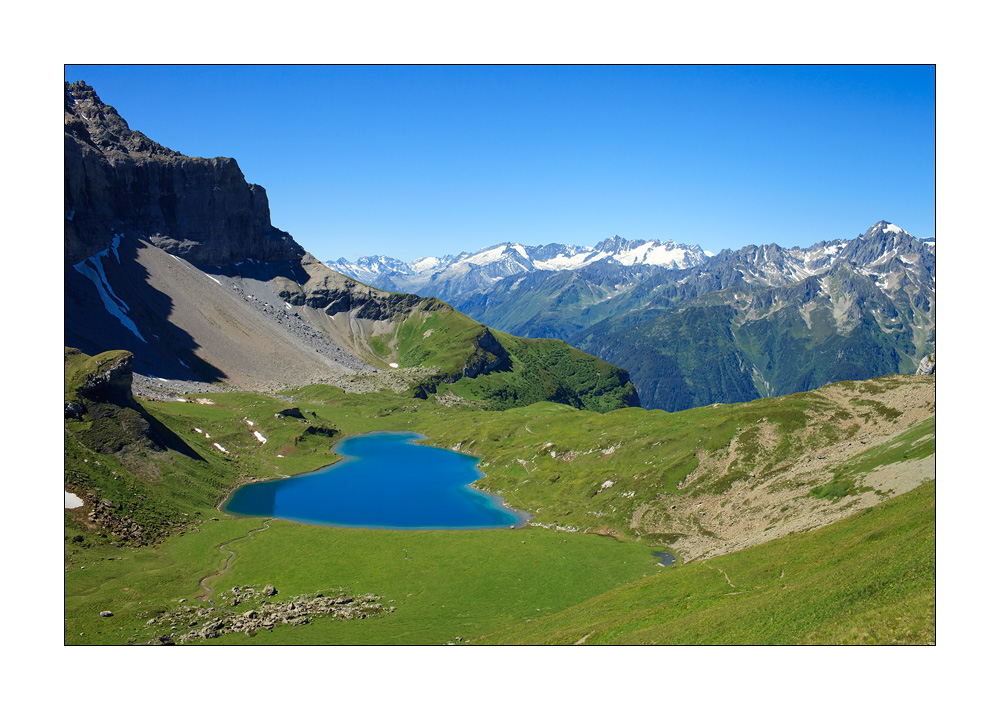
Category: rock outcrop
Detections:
[
  {"x1": 65, "y1": 81, "x2": 303, "y2": 266},
  {"x1": 916, "y1": 353, "x2": 935, "y2": 375},
  {"x1": 77, "y1": 350, "x2": 136, "y2": 407},
  {"x1": 137, "y1": 585, "x2": 393, "y2": 644},
  {"x1": 274, "y1": 255, "x2": 426, "y2": 318},
  {"x1": 462, "y1": 328, "x2": 512, "y2": 378}
]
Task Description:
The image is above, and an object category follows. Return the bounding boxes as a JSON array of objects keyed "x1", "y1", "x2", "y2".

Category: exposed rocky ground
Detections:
[
  {"x1": 632, "y1": 375, "x2": 936, "y2": 561},
  {"x1": 222, "y1": 275, "x2": 376, "y2": 373},
  {"x1": 131, "y1": 374, "x2": 231, "y2": 400},
  {"x1": 132, "y1": 366, "x2": 443, "y2": 400},
  {"x1": 135, "y1": 585, "x2": 393, "y2": 645}
]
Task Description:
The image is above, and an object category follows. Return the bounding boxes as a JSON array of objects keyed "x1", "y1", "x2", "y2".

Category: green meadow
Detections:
[
  {"x1": 477, "y1": 481, "x2": 935, "y2": 645},
  {"x1": 64, "y1": 350, "x2": 934, "y2": 645}
]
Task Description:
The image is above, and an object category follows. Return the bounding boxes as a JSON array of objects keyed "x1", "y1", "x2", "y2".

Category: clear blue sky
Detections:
[{"x1": 65, "y1": 65, "x2": 935, "y2": 261}]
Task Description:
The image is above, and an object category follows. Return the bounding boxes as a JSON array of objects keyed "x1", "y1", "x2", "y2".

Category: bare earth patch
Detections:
[{"x1": 633, "y1": 376, "x2": 935, "y2": 562}]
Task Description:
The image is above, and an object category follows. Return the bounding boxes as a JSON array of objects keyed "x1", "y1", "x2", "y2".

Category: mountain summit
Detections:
[{"x1": 64, "y1": 81, "x2": 303, "y2": 268}]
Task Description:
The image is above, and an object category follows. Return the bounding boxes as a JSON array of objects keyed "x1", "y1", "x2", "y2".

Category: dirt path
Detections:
[{"x1": 197, "y1": 519, "x2": 273, "y2": 606}]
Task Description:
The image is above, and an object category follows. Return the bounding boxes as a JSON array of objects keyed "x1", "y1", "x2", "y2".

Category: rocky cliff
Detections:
[
  {"x1": 63, "y1": 82, "x2": 641, "y2": 414},
  {"x1": 64, "y1": 81, "x2": 302, "y2": 266}
]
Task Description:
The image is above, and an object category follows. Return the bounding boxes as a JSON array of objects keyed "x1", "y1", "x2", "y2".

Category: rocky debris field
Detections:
[
  {"x1": 131, "y1": 374, "x2": 231, "y2": 401},
  {"x1": 224, "y1": 277, "x2": 377, "y2": 374},
  {"x1": 309, "y1": 365, "x2": 442, "y2": 395},
  {"x1": 137, "y1": 584, "x2": 393, "y2": 645},
  {"x1": 133, "y1": 365, "x2": 445, "y2": 401}
]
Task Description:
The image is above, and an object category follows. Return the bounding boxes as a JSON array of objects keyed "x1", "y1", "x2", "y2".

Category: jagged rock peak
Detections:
[
  {"x1": 65, "y1": 81, "x2": 304, "y2": 267},
  {"x1": 862, "y1": 220, "x2": 911, "y2": 239},
  {"x1": 65, "y1": 81, "x2": 183, "y2": 164}
]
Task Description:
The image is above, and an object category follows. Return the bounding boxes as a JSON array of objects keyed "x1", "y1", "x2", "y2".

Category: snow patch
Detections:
[
  {"x1": 389, "y1": 362, "x2": 399, "y2": 369},
  {"x1": 466, "y1": 245, "x2": 508, "y2": 266},
  {"x1": 205, "y1": 273, "x2": 222, "y2": 285},
  {"x1": 253, "y1": 431, "x2": 267, "y2": 444},
  {"x1": 213, "y1": 442, "x2": 230, "y2": 454},
  {"x1": 65, "y1": 491, "x2": 84, "y2": 509},
  {"x1": 72, "y1": 244, "x2": 146, "y2": 343},
  {"x1": 535, "y1": 251, "x2": 595, "y2": 270}
]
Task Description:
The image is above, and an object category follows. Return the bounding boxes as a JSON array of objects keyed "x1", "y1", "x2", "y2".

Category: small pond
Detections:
[
  {"x1": 653, "y1": 551, "x2": 676, "y2": 567},
  {"x1": 224, "y1": 431, "x2": 527, "y2": 529}
]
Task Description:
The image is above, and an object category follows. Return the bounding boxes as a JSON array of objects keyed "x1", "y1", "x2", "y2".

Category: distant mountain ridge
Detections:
[
  {"x1": 326, "y1": 237, "x2": 709, "y2": 300},
  {"x1": 330, "y1": 220, "x2": 934, "y2": 411},
  {"x1": 569, "y1": 219, "x2": 936, "y2": 410}
]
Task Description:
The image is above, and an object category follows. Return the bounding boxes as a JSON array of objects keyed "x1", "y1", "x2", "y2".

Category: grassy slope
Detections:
[
  {"x1": 65, "y1": 514, "x2": 656, "y2": 645},
  {"x1": 65, "y1": 352, "x2": 934, "y2": 645},
  {"x1": 189, "y1": 524, "x2": 654, "y2": 645},
  {"x1": 475, "y1": 481, "x2": 935, "y2": 645},
  {"x1": 375, "y1": 304, "x2": 639, "y2": 412},
  {"x1": 391, "y1": 303, "x2": 485, "y2": 371},
  {"x1": 447, "y1": 330, "x2": 638, "y2": 412}
]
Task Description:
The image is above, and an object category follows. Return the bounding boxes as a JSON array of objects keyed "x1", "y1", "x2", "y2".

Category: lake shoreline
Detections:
[{"x1": 222, "y1": 430, "x2": 532, "y2": 530}]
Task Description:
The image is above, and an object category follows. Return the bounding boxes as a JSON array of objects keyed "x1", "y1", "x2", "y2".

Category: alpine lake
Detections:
[{"x1": 224, "y1": 431, "x2": 528, "y2": 529}]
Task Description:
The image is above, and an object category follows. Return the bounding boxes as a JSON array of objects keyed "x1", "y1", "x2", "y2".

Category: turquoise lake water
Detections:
[{"x1": 223, "y1": 431, "x2": 527, "y2": 529}]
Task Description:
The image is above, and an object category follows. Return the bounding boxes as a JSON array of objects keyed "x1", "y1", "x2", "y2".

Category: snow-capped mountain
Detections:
[
  {"x1": 326, "y1": 237, "x2": 709, "y2": 300},
  {"x1": 568, "y1": 219, "x2": 935, "y2": 411},
  {"x1": 674, "y1": 220, "x2": 934, "y2": 291}
]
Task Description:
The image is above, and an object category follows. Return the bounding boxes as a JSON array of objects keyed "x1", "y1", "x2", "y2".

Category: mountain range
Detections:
[
  {"x1": 63, "y1": 80, "x2": 935, "y2": 648},
  {"x1": 327, "y1": 221, "x2": 935, "y2": 411},
  {"x1": 328, "y1": 236, "x2": 709, "y2": 301}
]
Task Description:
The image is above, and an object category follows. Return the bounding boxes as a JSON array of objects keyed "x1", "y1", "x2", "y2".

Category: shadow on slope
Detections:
[{"x1": 65, "y1": 234, "x2": 226, "y2": 383}]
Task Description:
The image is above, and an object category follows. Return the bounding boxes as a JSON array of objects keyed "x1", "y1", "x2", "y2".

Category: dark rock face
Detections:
[
  {"x1": 64, "y1": 81, "x2": 303, "y2": 266},
  {"x1": 462, "y1": 328, "x2": 512, "y2": 378},
  {"x1": 275, "y1": 262, "x2": 424, "y2": 319},
  {"x1": 78, "y1": 351, "x2": 137, "y2": 408}
]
